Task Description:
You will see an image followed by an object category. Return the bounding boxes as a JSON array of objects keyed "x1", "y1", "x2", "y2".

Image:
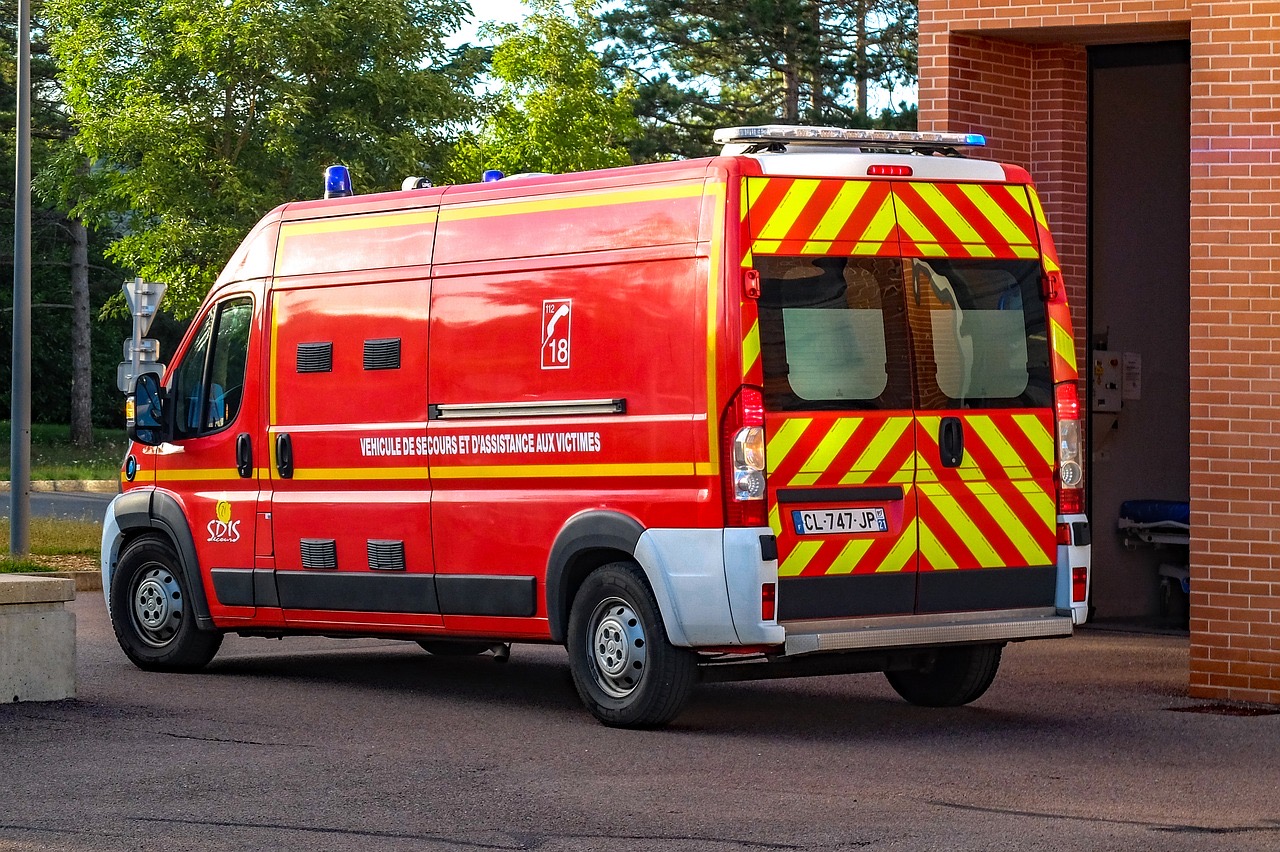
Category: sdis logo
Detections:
[{"x1": 207, "y1": 500, "x2": 242, "y2": 544}]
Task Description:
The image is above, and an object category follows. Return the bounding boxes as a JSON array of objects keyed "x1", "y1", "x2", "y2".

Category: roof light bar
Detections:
[{"x1": 713, "y1": 125, "x2": 986, "y2": 149}]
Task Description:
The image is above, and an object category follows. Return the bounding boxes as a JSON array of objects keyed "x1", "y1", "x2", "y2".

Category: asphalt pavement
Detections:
[
  {"x1": 0, "y1": 490, "x2": 115, "y2": 522},
  {"x1": 1, "y1": 596, "x2": 1278, "y2": 851}
]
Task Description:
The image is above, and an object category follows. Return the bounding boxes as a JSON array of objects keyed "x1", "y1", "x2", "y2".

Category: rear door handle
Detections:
[
  {"x1": 275, "y1": 432, "x2": 293, "y2": 479},
  {"x1": 939, "y1": 417, "x2": 964, "y2": 468},
  {"x1": 236, "y1": 432, "x2": 252, "y2": 478}
]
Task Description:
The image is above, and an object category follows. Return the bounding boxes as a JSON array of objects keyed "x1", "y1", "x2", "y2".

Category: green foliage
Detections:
[
  {"x1": 445, "y1": 0, "x2": 638, "y2": 180},
  {"x1": 602, "y1": 0, "x2": 919, "y2": 160},
  {"x1": 0, "y1": 516, "x2": 104, "y2": 560},
  {"x1": 45, "y1": 0, "x2": 481, "y2": 316},
  {"x1": 0, "y1": 421, "x2": 127, "y2": 479}
]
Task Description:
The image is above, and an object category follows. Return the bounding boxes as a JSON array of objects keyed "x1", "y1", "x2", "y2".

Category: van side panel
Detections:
[
  {"x1": 427, "y1": 182, "x2": 717, "y2": 636},
  {"x1": 267, "y1": 277, "x2": 441, "y2": 631}
]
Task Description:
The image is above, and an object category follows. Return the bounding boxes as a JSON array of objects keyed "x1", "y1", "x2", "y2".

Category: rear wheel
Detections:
[
  {"x1": 885, "y1": 644, "x2": 1002, "y2": 707},
  {"x1": 567, "y1": 563, "x2": 696, "y2": 728},
  {"x1": 109, "y1": 536, "x2": 222, "y2": 672}
]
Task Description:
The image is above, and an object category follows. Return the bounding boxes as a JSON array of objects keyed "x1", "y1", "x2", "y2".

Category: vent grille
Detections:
[
  {"x1": 367, "y1": 539, "x2": 406, "y2": 571},
  {"x1": 296, "y1": 342, "x2": 333, "y2": 373},
  {"x1": 363, "y1": 338, "x2": 402, "y2": 371},
  {"x1": 300, "y1": 538, "x2": 338, "y2": 569}
]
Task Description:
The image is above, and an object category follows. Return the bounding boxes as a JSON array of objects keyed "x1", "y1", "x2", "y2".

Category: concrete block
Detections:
[{"x1": 0, "y1": 575, "x2": 77, "y2": 703}]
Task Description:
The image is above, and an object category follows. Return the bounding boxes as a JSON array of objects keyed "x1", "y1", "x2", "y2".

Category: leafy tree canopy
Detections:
[
  {"x1": 445, "y1": 0, "x2": 637, "y2": 181},
  {"x1": 603, "y1": 0, "x2": 918, "y2": 160},
  {"x1": 45, "y1": 0, "x2": 481, "y2": 315}
]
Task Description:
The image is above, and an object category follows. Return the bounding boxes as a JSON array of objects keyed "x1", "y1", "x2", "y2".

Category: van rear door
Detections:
[
  {"x1": 893, "y1": 180, "x2": 1057, "y2": 613},
  {"x1": 754, "y1": 253, "x2": 920, "y2": 621}
]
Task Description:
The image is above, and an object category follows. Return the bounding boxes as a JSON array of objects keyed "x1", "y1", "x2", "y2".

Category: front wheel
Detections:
[
  {"x1": 885, "y1": 644, "x2": 1002, "y2": 707},
  {"x1": 109, "y1": 536, "x2": 222, "y2": 672},
  {"x1": 567, "y1": 563, "x2": 696, "y2": 728}
]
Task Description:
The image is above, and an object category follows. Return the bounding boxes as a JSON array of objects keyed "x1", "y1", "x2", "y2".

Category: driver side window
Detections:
[{"x1": 171, "y1": 297, "x2": 253, "y2": 438}]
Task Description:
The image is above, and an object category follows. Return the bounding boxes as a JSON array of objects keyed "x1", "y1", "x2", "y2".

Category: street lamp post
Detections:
[{"x1": 10, "y1": 0, "x2": 32, "y2": 557}]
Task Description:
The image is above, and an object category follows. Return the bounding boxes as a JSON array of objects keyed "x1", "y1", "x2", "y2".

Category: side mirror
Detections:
[{"x1": 128, "y1": 372, "x2": 169, "y2": 446}]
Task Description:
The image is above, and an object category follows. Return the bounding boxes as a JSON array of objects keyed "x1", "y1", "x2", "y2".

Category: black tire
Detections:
[
  {"x1": 415, "y1": 639, "x2": 492, "y2": 656},
  {"x1": 567, "y1": 562, "x2": 697, "y2": 728},
  {"x1": 885, "y1": 644, "x2": 1002, "y2": 707},
  {"x1": 109, "y1": 536, "x2": 222, "y2": 672}
]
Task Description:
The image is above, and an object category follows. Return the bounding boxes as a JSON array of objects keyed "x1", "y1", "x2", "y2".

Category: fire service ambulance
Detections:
[{"x1": 105, "y1": 125, "x2": 1091, "y2": 727}]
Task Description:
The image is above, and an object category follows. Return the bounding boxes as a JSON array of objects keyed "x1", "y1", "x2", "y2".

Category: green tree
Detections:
[
  {"x1": 602, "y1": 0, "x2": 918, "y2": 160},
  {"x1": 45, "y1": 0, "x2": 480, "y2": 316},
  {"x1": 446, "y1": 0, "x2": 638, "y2": 180}
]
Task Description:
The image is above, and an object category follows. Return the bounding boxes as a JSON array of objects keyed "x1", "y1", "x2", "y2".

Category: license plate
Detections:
[{"x1": 791, "y1": 507, "x2": 888, "y2": 535}]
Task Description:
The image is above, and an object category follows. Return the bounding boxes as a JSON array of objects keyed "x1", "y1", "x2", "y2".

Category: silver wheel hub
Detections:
[
  {"x1": 132, "y1": 566, "x2": 183, "y2": 647},
  {"x1": 588, "y1": 597, "x2": 647, "y2": 699}
]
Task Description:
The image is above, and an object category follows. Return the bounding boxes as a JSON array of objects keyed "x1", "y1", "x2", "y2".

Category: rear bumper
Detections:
[{"x1": 783, "y1": 607, "x2": 1072, "y2": 656}]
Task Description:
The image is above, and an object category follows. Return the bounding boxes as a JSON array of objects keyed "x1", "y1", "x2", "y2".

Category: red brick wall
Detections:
[
  {"x1": 1186, "y1": 1, "x2": 1280, "y2": 704},
  {"x1": 921, "y1": 0, "x2": 1280, "y2": 705}
]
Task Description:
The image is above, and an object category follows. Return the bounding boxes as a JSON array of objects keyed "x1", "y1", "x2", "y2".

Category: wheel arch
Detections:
[
  {"x1": 545, "y1": 511, "x2": 645, "y2": 644},
  {"x1": 107, "y1": 489, "x2": 214, "y2": 630}
]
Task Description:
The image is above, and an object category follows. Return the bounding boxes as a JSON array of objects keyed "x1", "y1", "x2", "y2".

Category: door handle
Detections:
[
  {"x1": 236, "y1": 432, "x2": 252, "y2": 478},
  {"x1": 939, "y1": 417, "x2": 965, "y2": 468},
  {"x1": 275, "y1": 432, "x2": 293, "y2": 479}
]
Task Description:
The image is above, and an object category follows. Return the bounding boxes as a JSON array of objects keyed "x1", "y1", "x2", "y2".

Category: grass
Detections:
[
  {"x1": 0, "y1": 421, "x2": 126, "y2": 481},
  {"x1": 0, "y1": 516, "x2": 102, "y2": 574}
]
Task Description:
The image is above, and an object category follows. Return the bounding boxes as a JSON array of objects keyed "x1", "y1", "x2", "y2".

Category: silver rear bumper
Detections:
[{"x1": 783, "y1": 607, "x2": 1072, "y2": 656}]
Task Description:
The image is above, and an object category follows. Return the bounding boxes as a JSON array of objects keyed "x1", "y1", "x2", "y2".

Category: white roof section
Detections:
[
  {"x1": 716, "y1": 124, "x2": 1009, "y2": 181},
  {"x1": 744, "y1": 150, "x2": 1007, "y2": 181}
]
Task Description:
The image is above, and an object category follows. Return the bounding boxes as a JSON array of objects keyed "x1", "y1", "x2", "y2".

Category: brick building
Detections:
[{"x1": 917, "y1": 1, "x2": 1280, "y2": 703}]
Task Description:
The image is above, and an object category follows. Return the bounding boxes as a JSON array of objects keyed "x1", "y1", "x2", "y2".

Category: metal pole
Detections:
[{"x1": 10, "y1": 0, "x2": 32, "y2": 557}]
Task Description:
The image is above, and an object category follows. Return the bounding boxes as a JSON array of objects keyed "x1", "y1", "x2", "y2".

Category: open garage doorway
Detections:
[{"x1": 1087, "y1": 42, "x2": 1191, "y2": 625}]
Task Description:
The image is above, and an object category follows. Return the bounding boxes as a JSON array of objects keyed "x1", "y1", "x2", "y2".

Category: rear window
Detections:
[
  {"x1": 755, "y1": 255, "x2": 1050, "y2": 412},
  {"x1": 909, "y1": 258, "x2": 1051, "y2": 410},
  {"x1": 756, "y1": 256, "x2": 912, "y2": 411}
]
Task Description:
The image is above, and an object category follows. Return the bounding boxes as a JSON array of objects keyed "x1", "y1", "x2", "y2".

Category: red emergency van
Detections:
[{"x1": 106, "y1": 125, "x2": 1091, "y2": 727}]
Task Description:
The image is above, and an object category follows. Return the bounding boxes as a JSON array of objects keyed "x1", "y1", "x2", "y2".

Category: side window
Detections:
[
  {"x1": 756, "y1": 256, "x2": 912, "y2": 411},
  {"x1": 908, "y1": 259, "x2": 1050, "y2": 410},
  {"x1": 171, "y1": 297, "x2": 253, "y2": 438}
]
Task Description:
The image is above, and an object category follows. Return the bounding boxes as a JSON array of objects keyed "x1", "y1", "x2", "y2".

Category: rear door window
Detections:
[
  {"x1": 908, "y1": 258, "x2": 1050, "y2": 410},
  {"x1": 756, "y1": 256, "x2": 912, "y2": 411}
]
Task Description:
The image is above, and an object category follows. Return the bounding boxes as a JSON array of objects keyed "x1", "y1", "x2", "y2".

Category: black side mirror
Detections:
[{"x1": 129, "y1": 372, "x2": 169, "y2": 446}]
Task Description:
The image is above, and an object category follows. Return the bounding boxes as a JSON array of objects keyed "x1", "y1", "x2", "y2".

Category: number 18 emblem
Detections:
[{"x1": 541, "y1": 299, "x2": 572, "y2": 370}]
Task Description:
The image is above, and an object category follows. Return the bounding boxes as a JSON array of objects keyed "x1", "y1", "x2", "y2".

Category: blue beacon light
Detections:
[
  {"x1": 482, "y1": 169, "x2": 505, "y2": 182},
  {"x1": 324, "y1": 165, "x2": 353, "y2": 198}
]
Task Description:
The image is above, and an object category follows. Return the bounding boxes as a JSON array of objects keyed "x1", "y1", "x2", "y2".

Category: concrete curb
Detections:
[{"x1": 0, "y1": 480, "x2": 118, "y2": 493}]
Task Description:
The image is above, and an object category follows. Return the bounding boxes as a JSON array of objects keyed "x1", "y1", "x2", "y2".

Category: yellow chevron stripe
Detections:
[
  {"x1": 892, "y1": 192, "x2": 935, "y2": 245},
  {"x1": 967, "y1": 416, "x2": 1030, "y2": 477},
  {"x1": 1051, "y1": 318, "x2": 1077, "y2": 372},
  {"x1": 751, "y1": 239, "x2": 784, "y2": 255},
  {"x1": 960, "y1": 184, "x2": 1035, "y2": 246},
  {"x1": 918, "y1": 518, "x2": 956, "y2": 570},
  {"x1": 973, "y1": 487, "x2": 1048, "y2": 564},
  {"x1": 766, "y1": 418, "x2": 812, "y2": 473},
  {"x1": 742, "y1": 319, "x2": 761, "y2": 381},
  {"x1": 1028, "y1": 189, "x2": 1061, "y2": 274},
  {"x1": 856, "y1": 193, "x2": 899, "y2": 252},
  {"x1": 779, "y1": 539, "x2": 823, "y2": 577},
  {"x1": 808, "y1": 181, "x2": 872, "y2": 246},
  {"x1": 913, "y1": 184, "x2": 985, "y2": 244},
  {"x1": 919, "y1": 483, "x2": 1004, "y2": 568},
  {"x1": 877, "y1": 529, "x2": 918, "y2": 574},
  {"x1": 828, "y1": 538, "x2": 875, "y2": 575},
  {"x1": 758, "y1": 180, "x2": 821, "y2": 241},
  {"x1": 1012, "y1": 413, "x2": 1054, "y2": 466},
  {"x1": 792, "y1": 419, "x2": 859, "y2": 486},
  {"x1": 769, "y1": 504, "x2": 782, "y2": 537},
  {"x1": 838, "y1": 416, "x2": 912, "y2": 484},
  {"x1": 1017, "y1": 479, "x2": 1058, "y2": 527}
]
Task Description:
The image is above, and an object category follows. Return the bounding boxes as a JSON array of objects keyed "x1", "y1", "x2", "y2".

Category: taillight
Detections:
[
  {"x1": 761, "y1": 583, "x2": 776, "y2": 621},
  {"x1": 1072, "y1": 565, "x2": 1088, "y2": 603},
  {"x1": 867, "y1": 164, "x2": 913, "y2": 177},
  {"x1": 1055, "y1": 382, "x2": 1084, "y2": 515},
  {"x1": 723, "y1": 386, "x2": 767, "y2": 527}
]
